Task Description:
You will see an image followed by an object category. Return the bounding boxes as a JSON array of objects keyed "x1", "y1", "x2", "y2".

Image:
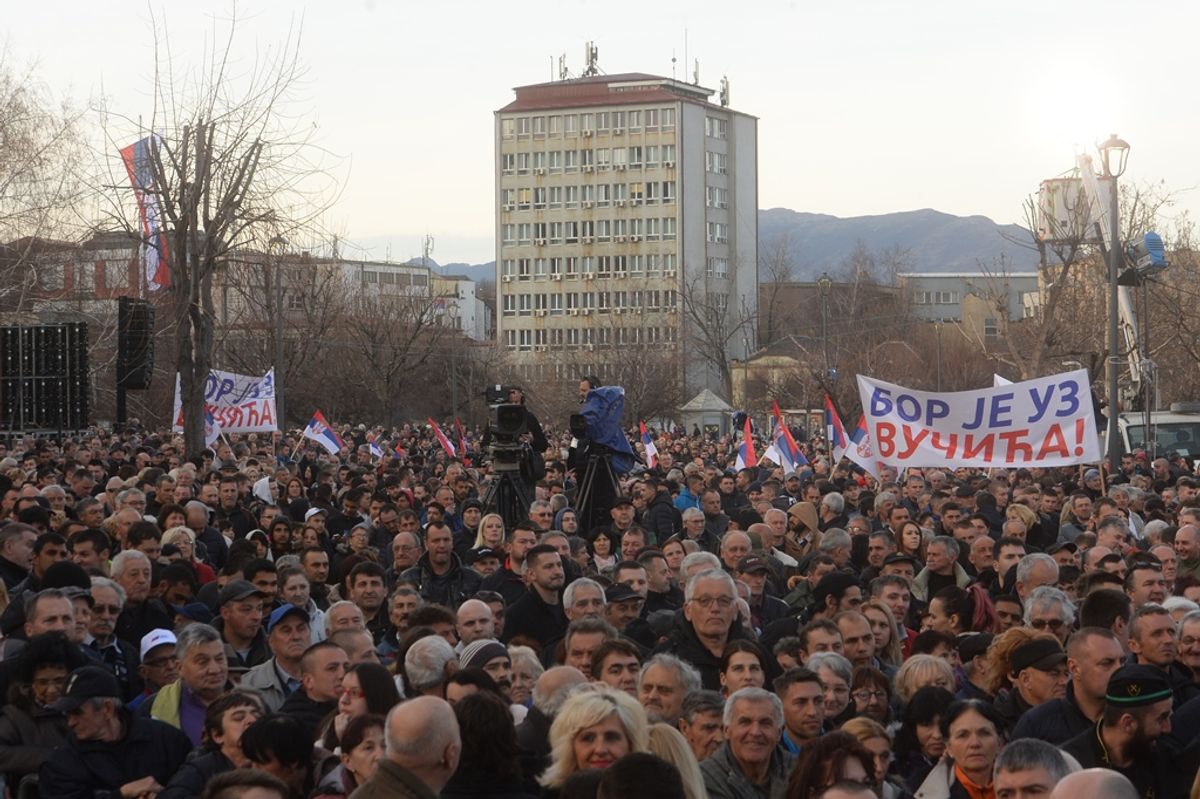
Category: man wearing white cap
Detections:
[{"x1": 129, "y1": 629, "x2": 179, "y2": 712}]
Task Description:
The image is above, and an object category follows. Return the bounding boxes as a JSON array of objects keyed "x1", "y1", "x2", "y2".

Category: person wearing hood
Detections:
[
  {"x1": 783, "y1": 502, "x2": 822, "y2": 564},
  {"x1": 399, "y1": 521, "x2": 481, "y2": 610}
]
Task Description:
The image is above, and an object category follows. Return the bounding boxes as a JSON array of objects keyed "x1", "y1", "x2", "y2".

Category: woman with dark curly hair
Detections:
[
  {"x1": 786, "y1": 730, "x2": 873, "y2": 799},
  {"x1": 442, "y1": 692, "x2": 538, "y2": 799}
]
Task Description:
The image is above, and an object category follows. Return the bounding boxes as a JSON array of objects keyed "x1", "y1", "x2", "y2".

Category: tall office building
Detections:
[{"x1": 495, "y1": 71, "x2": 757, "y2": 398}]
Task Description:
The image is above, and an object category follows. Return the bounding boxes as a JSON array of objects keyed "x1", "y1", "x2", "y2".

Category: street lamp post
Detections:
[
  {"x1": 269, "y1": 236, "x2": 289, "y2": 428},
  {"x1": 447, "y1": 302, "x2": 460, "y2": 421},
  {"x1": 1099, "y1": 133, "x2": 1129, "y2": 475},
  {"x1": 818, "y1": 273, "x2": 833, "y2": 381}
]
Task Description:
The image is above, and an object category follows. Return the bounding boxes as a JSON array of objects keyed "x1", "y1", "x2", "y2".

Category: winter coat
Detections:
[
  {"x1": 159, "y1": 749, "x2": 235, "y2": 799},
  {"x1": 441, "y1": 767, "x2": 538, "y2": 799},
  {"x1": 653, "y1": 609, "x2": 753, "y2": 691},
  {"x1": 240, "y1": 657, "x2": 296, "y2": 712},
  {"x1": 699, "y1": 741, "x2": 795, "y2": 799},
  {"x1": 38, "y1": 713, "x2": 192, "y2": 799},
  {"x1": 642, "y1": 491, "x2": 681, "y2": 544},
  {"x1": 400, "y1": 552, "x2": 482, "y2": 610},
  {"x1": 0, "y1": 700, "x2": 67, "y2": 781},
  {"x1": 347, "y1": 760, "x2": 439, "y2": 799}
]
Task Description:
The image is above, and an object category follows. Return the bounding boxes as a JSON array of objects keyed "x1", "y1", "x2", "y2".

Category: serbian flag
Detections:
[
  {"x1": 303, "y1": 410, "x2": 344, "y2": 455},
  {"x1": 368, "y1": 441, "x2": 383, "y2": 459},
  {"x1": 824, "y1": 394, "x2": 850, "y2": 462},
  {"x1": 428, "y1": 418, "x2": 457, "y2": 458},
  {"x1": 119, "y1": 135, "x2": 170, "y2": 291},
  {"x1": 766, "y1": 400, "x2": 807, "y2": 471},
  {"x1": 203, "y1": 409, "x2": 222, "y2": 448},
  {"x1": 848, "y1": 414, "x2": 881, "y2": 479},
  {"x1": 393, "y1": 441, "x2": 407, "y2": 460},
  {"x1": 735, "y1": 416, "x2": 758, "y2": 470},
  {"x1": 454, "y1": 418, "x2": 469, "y2": 458},
  {"x1": 640, "y1": 421, "x2": 658, "y2": 469}
]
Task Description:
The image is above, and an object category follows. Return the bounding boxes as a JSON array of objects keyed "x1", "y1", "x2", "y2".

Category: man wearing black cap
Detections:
[
  {"x1": 1062, "y1": 664, "x2": 1188, "y2": 798},
  {"x1": 215, "y1": 579, "x2": 269, "y2": 669},
  {"x1": 241, "y1": 604, "x2": 310, "y2": 711},
  {"x1": 736, "y1": 556, "x2": 789, "y2": 635},
  {"x1": 993, "y1": 636, "x2": 1069, "y2": 737},
  {"x1": 1013, "y1": 627, "x2": 1125, "y2": 744},
  {"x1": 603, "y1": 584, "x2": 644, "y2": 635},
  {"x1": 39, "y1": 665, "x2": 192, "y2": 799}
]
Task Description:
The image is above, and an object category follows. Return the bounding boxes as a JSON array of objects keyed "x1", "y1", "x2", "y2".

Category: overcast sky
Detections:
[{"x1": 9, "y1": 1, "x2": 1198, "y2": 264}]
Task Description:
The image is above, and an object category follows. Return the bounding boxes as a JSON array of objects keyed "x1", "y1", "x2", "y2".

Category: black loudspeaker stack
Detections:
[
  {"x1": 118, "y1": 296, "x2": 155, "y2": 390},
  {"x1": 0, "y1": 323, "x2": 90, "y2": 432}
]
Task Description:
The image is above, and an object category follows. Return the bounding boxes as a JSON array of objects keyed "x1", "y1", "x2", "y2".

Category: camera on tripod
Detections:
[{"x1": 484, "y1": 385, "x2": 528, "y2": 473}]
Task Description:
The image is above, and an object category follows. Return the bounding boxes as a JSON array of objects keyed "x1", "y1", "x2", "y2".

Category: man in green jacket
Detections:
[{"x1": 349, "y1": 697, "x2": 460, "y2": 799}]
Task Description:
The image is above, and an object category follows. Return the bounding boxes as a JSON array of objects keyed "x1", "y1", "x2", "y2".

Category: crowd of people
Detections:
[{"x1": 0, "y1": 408, "x2": 1196, "y2": 799}]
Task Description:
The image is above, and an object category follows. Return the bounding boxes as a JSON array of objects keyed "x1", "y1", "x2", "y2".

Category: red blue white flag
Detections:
[
  {"x1": 303, "y1": 410, "x2": 344, "y2": 455},
  {"x1": 119, "y1": 135, "x2": 170, "y2": 292},
  {"x1": 848, "y1": 414, "x2": 881, "y2": 479},
  {"x1": 735, "y1": 416, "x2": 758, "y2": 471},
  {"x1": 428, "y1": 418, "x2": 457, "y2": 458},
  {"x1": 825, "y1": 394, "x2": 850, "y2": 462},
  {"x1": 640, "y1": 421, "x2": 658, "y2": 469}
]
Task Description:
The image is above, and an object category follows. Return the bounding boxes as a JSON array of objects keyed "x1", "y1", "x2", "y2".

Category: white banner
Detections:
[
  {"x1": 856, "y1": 369, "x2": 1099, "y2": 468},
  {"x1": 173, "y1": 369, "x2": 278, "y2": 434}
]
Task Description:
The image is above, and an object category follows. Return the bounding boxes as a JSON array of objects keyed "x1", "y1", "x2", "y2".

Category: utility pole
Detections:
[{"x1": 818, "y1": 273, "x2": 833, "y2": 382}]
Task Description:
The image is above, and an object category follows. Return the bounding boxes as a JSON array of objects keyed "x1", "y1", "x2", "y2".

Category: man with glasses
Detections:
[
  {"x1": 1024, "y1": 586, "x2": 1075, "y2": 645},
  {"x1": 83, "y1": 577, "x2": 140, "y2": 701},
  {"x1": 1012, "y1": 627, "x2": 1125, "y2": 744},
  {"x1": 655, "y1": 568, "x2": 744, "y2": 690},
  {"x1": 129, "y1": 630, "x2": 180, "y2": 712},
  {"x1": 993, "y1": 637, "x2": 1069, "y2": 737}
]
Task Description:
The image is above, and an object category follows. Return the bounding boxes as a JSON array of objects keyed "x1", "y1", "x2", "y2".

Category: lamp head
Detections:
[{"x1": 1099, "y1": 133, "x2": 1130, "y2": 178}]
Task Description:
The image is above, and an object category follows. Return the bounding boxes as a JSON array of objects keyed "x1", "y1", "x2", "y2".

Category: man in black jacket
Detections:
[
  {"x1": 399, "y1": 522, "x2": 481, "y2": 610},
  {"x1": 501, "y1": 545, "x2": 566, "y2": 649},
  {"x1": 39, "y1": 666, "x2": 192, "y2": 799},
  {"x1": 279, "y1": 641, "x2": 348, "y2": 738},
  {"x1": 1012, "y1": 627, "x2": 1124, "y2": 744},
  {"x1": 653, "y1": 568, "x2": 749, "y2": 690},
  {"x1": 481, "y1": 524, "x2": 539, "y2": 606},
  {"x1": 639, "y1": 477, "x2": 681, "y2": 545}
]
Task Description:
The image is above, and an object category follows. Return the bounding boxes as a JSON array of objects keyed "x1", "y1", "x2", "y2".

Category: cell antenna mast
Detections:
[
  {"x1": 671, "y1": 50, "x2": 677, "y2": 80},
  {"x1": 693, "y1": 58, "x2": 700, "y2": 85},
  {"x1": 720, "y1": 76, "x2": 730, "y2": 107},
  {"x1": 559, "y1": 54, "x2": 569, "y2": 80},
  {"x1": 422, "y1": 234, "x2": 435, "y2": 269},
  {"x1": 583, "y1": 41, "x2": 599, "y2": 76}
]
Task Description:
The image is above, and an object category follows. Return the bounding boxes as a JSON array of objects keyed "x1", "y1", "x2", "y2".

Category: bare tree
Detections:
[
  {"x1": 758, "y1": 231, "x2": 797, "y2": 346},
  {"x1": 95, "y1": 16, "x2": 340, "y2": 455},
  {"x1": 680, "y1": 273, "x2": 755, "y2": 399}
]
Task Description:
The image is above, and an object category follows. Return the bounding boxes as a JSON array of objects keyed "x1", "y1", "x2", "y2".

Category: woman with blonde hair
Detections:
[
  {"x1": 540, "y1": 685, "x2": 649, "y2": 790},
  {"x1": 163, "y1": 525, "x2": 216, "y2": 584},
  {"x1": 862, "y1": 599, "x2": 903, "y2": 667},
  {"x1": 894, "y1": 654, "x2": 956, "y2": 705},
  {"x1": 841, "y1": 717, "x2": 903, "y2": 799},
  {"x1": 646, "y1": 723, "x2": 708, "y2": 799},
  {"x1": 473, "y1": 513, "x2": 507, "y2": 551}
]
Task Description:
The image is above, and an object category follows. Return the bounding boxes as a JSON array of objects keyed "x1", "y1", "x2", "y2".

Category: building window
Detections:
[
  {"x1": 705, "y1": 186, "x2": 726, "y2": 208},
  {"x1": 532, "y1": 116, "x2": 547, "y2": 135},
  {"x1": 984, "y1": 318, "x2": 999, "y2": 337},
  {"x1": 501, "y1": 153, "x2": 515, "y2": 174},
  {"x1": 548, "y1": 115, "x2": 562, "y2": 135},
  {"x1": 628, "y1": 146, "x2": 643, "y2": 168},
  {"x1": 628, "y1": 110, "x2": 641, "y2": 130},
  {"x1": 705, "y1": 151, "x2": 728, "y2": 175},
  {"x1": 517, "y1": 117, "x2": 531, "y2": 136},
  {"x1": 662, "y1": 181, "x2": 676, "y2": 204},
  {"x1": 564, "y1": 114, "x2": 578, "y2": 135},
  {"x1": 662, "y1": 217, "x2": 677, "y2": 240},
  {"x1": 706, "y1": 257, "x2": 729, "y2": 278},
  {"x1": 706, "y1": 222, "x2": 727, "y2": 243},
  {"x1": 705, "y1": 116, "x2": 727, "y2": 139},
  {"x1": 502, "y1": 119, "x2": 515, "y2": 138},
  {"x1": 662, "y1": 108, "x2": 676, "y2": 128}
]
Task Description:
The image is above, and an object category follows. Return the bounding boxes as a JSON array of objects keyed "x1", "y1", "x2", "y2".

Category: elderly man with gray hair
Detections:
[
  {"x1": 516, "y1": 665, "x2": 588, "y2": 783},
  {"x1": 404, "y1": 634, "x2": 458, "y2": 699},
  {"x1": 183, "y1": 499, "x2": 227, "y2": 569},
  {"x1": 351, "y1": 697, "x2": 461, "y2": 799},
  {"x1": 700, "y1": 687, "x2": 795, "y2": 799}
]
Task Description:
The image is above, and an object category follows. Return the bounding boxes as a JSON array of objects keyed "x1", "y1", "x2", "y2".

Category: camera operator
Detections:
[{"x1": 481, "y1": 387, "x2": 548, "y2": 454}]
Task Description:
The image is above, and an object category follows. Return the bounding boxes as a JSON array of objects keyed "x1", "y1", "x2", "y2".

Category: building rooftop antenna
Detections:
[
  {"x1": 693, "y1": 58, "x2": 700, "y2": 86},
  {"x1": 720, "y1": 75, "x2": 730, "y2": 107},
  {"x1": 582, "y1": 41, "x2": 599, "y2": 77},
  {"x1": 558, "y1": 53, "x2": 569, "y2": 81},
  {"x1": 671, "y1": 49, "x2": 676, "y2": 81}
]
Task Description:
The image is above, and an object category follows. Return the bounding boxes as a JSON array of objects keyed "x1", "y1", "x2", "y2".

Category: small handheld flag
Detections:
[
  {"x1": 769, "y1": 401, "x2": 807, "y2": 471},
  {"x1": 428, "y1": 418, "x2": 457, "y2": 458},
  {"x1": 303, "y1": 410, "x2": 344, "y2": 455},
  {"x1": 640, "y1": 421, "x2": 658, "y2": 469},
  {"x1": 735, "y1": 416, "x2": 758, "y2": 470},
  {"x1": 824, "y1": 394, "x2": 849, "y2": 462}
]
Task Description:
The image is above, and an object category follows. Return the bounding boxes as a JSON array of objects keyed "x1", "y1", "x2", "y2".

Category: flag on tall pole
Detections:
[
  {"x1": 303, "y1": 410, "x2": 343, "y2": 455},
  {"x1": 824, "y1": 394, "x2": 850, "y2": 462},
  {"x1": 640, "y1": 421, "x2": 658, "y2": 469},
  {"x1": 428, "y1": 418, "x2": 457, "y2": 458},
  {"x1": 119, "y1": 135, "x2": 170, "y2": 292},
  {"x1": 735, "y1": 416, "x2": 758, "y2": 470}
]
